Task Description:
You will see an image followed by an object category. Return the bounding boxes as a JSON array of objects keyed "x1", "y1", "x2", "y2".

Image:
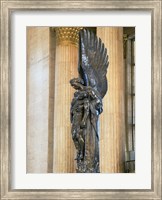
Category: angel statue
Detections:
[{"x1": 70, "y1": 29, "x2": 109, "y2": 173}]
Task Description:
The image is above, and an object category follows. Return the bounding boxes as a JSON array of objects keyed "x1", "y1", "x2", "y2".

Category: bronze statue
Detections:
[{"x1": 70, "y1": 29, "x2": 109, "y2": 173}]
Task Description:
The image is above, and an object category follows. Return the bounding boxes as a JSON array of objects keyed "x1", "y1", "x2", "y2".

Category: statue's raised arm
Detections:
[{"x1": 70, "y1": 29, "x2": 109, "y2": 173}]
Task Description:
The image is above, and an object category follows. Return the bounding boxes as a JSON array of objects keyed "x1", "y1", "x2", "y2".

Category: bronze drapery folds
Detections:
[{"x1": 70, "y1": 29, "x2": 109, "y2": 173}]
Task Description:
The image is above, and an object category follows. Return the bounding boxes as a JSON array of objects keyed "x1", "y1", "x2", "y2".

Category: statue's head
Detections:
[{"x1": 70, "y1": 78, "x2": 84, "y2": 90}]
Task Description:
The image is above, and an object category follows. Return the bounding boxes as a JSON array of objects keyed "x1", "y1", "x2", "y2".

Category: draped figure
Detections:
[{"x1": 70, "y1": 29, "x2": 109, "y2": 173}]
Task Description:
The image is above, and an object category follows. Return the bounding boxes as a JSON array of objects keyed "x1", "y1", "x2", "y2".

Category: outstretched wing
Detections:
[{"x1": 78, "y1": 29, "x2": 109, "y2": 98}]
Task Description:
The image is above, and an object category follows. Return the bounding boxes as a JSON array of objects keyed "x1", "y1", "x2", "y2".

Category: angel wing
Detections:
[{"x1": 78, "y1": 29, "x2": 109, "y2": 98}]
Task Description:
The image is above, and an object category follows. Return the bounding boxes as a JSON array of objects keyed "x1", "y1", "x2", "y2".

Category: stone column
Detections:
[
  {"x1": 53, "y1": 28, "x2": 82, "y2": 173},
  {"x1": 27, "y1": 27, "x2": 55, "y2": 173},
  {"x1": 97, "y1": 27, "x2": 125, "y2": 173}
]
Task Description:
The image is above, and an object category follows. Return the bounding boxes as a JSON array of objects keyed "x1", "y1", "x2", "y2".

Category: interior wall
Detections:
[{"x1": 27, "y1": 27, "x2": 55, "y2": 173}]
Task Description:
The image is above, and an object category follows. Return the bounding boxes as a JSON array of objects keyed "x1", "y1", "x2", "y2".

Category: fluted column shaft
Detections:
[
  {"x1": 97, "y1": 27, "x2": 125, "y2": 173},
  {"x1": 53, "y1": 28, "x2": 82, "y2": 173}
]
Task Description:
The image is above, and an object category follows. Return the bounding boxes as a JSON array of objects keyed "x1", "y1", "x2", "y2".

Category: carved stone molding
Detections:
[{"x1": 54, "y1": 27, "x2": 83, "y2": 46}]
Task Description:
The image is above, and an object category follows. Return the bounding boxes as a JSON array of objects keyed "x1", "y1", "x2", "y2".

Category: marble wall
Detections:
[{"x1": 27, "y1": 27, "x2": 55, "y2": 173}]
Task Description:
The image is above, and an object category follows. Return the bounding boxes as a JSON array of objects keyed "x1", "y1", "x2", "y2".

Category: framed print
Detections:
[{"x1": 0, "y1": 0, "x2": 162, "y2": 199}]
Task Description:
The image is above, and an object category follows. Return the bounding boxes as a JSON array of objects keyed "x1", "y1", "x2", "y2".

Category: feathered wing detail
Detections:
[{"x1": 78, "y1": 29, "x2": 109, "y2": 98}]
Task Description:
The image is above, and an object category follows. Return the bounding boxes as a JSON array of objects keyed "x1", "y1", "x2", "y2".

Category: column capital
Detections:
[{"x1": 53, "y1": 27, "x2": 82, "y2": 46}]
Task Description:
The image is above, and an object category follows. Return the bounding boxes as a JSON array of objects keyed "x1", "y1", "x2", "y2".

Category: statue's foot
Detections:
[{"x1": 75, "y1": 153, "x2": 80, "y2": 160}]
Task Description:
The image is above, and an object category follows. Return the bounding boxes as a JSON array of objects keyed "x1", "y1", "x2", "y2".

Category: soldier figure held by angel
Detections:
[{"x1": 70, "y1": 29, "x2": 109, "y2": 173}]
